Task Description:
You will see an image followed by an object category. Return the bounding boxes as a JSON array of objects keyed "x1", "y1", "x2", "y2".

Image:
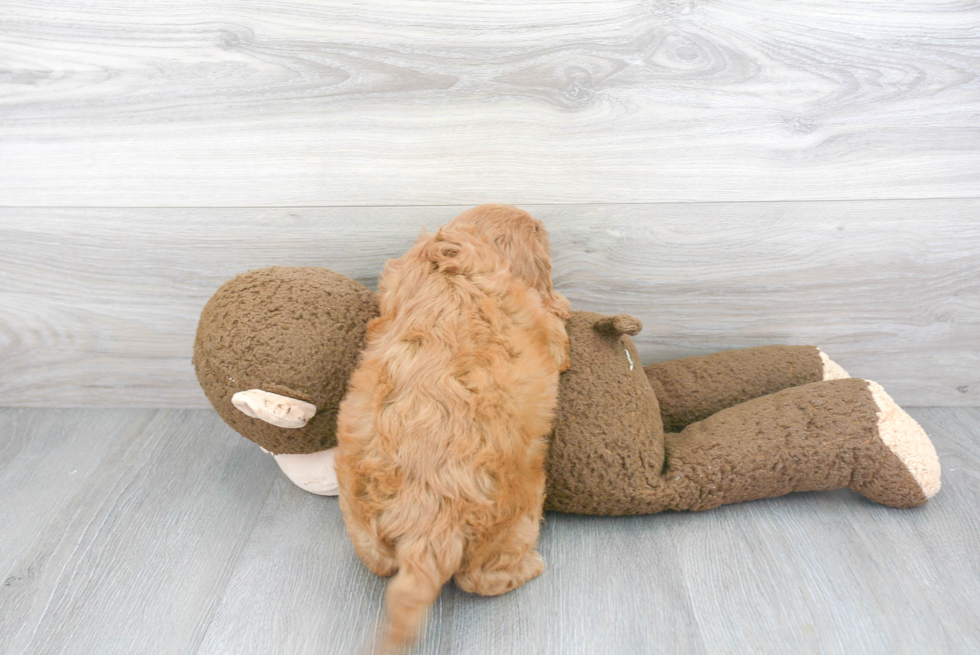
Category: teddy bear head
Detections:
[{"x1": 193, "y1": 266, "x2": 378, "y2": 454}]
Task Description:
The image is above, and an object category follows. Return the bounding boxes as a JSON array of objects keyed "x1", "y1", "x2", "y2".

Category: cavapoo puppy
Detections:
[{"x1": 336, "y1": 205, "x2": 570, "y2": 651}]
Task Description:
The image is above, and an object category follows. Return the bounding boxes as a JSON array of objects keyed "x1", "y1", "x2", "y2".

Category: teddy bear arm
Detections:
[{"x1": 644, "y1": 345, "x2": 845, "y2": 432}]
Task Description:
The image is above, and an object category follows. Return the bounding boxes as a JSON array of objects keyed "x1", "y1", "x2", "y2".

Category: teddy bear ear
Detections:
[
  {"x1": 232, "y1": 389, "x2": 317, "y2": 429},
  {"x1": 593, "y1": 314, "x2": 643, "y2": 336}
]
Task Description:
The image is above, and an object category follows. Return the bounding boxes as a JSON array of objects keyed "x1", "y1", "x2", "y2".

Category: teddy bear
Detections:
[{"x1": 193, "y1": 265, "x2": 940, "y2": 515}]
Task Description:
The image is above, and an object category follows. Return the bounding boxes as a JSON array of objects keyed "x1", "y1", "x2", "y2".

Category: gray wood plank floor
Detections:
[{"x1": 1, "y1": 407, "x2": 977, "y2": 655}]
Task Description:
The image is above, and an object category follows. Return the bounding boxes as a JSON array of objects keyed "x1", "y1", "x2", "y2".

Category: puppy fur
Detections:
[{"x1": 336, "y1": 205, "x2": 570, "y2": 651}]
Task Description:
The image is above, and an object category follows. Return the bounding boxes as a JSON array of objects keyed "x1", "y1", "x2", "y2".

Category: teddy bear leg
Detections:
[
  {"x1": 661, "y1": 378, "x2": 940, "y2": 511},
  {"x1": 271, "y1": 448, "x2": 340, "y2": 496},
  {"x1": 338, "y1": 493, "x2": 398, "y2": 577},
  {"x1": 644, "y1": 345, "x2": 849, "y2": 432}
]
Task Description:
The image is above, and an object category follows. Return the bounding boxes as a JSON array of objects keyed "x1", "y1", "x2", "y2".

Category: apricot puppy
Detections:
[{"x1": 336, "y1": 205, "x2": 569, "y2": 651}]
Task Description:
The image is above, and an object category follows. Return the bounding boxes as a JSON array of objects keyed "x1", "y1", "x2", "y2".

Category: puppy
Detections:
[{"x1": 336, "y1": 205, "x2": 570, "y2": 651}]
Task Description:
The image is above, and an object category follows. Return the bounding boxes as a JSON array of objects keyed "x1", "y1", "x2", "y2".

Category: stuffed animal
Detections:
[{"x1": 193, "y1": 266, "x2": 940, "y2": 514}]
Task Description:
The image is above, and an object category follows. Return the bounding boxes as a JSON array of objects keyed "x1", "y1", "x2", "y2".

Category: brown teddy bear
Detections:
[{"x1": 194, "y1": 265, "x2": 940, "y2": 515}]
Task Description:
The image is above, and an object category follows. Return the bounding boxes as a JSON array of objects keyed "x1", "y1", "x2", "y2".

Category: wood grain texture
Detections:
[
  {"x1": 0, "y1": 409, "x2": 277, "y2": 655},
  {"x1": 0, "y1": 409, "x2": 156, "y2": 582},
  {"x1": 1, "y1": 0, "x2": 978, "y2": 206},
  {"x1": 196, "y1": 475, "x2": 455, "y2": 655},
  {"x1": 0, "y1": 407, "x2": 977, "y2": 654},
  {"x1": 1, "y1": 201, "x2": 978, "y2": 408},
  {"x1": 450, "y1": 511, "x2": 706, "y2": 654}
]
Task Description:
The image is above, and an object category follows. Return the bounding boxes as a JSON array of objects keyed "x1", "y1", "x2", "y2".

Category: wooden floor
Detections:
[{"x1": 1, "y1": 407, "x2": 978, "y2": 655}]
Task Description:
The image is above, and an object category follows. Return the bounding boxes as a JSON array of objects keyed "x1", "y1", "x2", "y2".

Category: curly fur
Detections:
[{"x1": 336, "y1": 205, "x2": 570, "y2": 652}]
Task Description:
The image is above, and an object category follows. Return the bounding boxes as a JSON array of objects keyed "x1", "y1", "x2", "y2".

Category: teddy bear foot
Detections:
[
  {"x1": 818, "y1": 349, "x2": 850, "y2": 380},
  {"x1": 867, "y1": 381, "x2": 941, "y2": 501},
  {"x1": 852, "y1": 381, "x2": 941, "y2": 507},
  {"x1": 272, "y1": 448, "x2": 340, "y2": 496}
]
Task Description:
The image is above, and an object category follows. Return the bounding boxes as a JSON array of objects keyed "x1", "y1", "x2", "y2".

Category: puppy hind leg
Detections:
[
  {"x1": 352, "y1": 532, "x2": 397, "y2": 578},
  {"x1": 454, "y1": 515, "x2": 545, "y2": 596},
  {"x1": 341, "y1": 503, "x2": 397, "y2": 577}
]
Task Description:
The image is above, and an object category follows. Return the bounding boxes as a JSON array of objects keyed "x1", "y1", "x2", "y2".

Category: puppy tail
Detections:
[{"x1": 380, "y1": 535, "x2": 462, "y2": 653}]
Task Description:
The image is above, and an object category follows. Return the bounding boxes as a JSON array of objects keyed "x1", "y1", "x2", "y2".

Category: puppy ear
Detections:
[{"x1": 425, "y1": 229, "x2": 472, "y2": 275}]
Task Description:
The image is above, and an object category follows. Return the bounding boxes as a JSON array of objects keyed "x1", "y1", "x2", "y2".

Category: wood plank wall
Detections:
[{"x1": 1, "y1": 1, "x2": 978, "y2": 407}]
